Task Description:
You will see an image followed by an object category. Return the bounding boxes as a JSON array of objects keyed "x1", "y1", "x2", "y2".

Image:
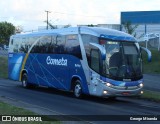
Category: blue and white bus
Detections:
[{"x1": 8, "y1": 27, "x2": 151, "y2": 98}]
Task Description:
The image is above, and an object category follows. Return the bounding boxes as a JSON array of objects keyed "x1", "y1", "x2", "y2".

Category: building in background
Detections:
[
  {"x1": 77, "y1": 24, "x2": 121, "y2": 31},
  {"x1": 97, "y1": 24, "x2": 121, "y2": 31},
  {"x1": 38, "y1": 25, "x2": 70, "y2": 31},
  {"x1": 121, "y1": 11, "x2": 160, "y2": 50},
  {"x1": 121, "y1": 11, "x2": 160, "y2": 38}
]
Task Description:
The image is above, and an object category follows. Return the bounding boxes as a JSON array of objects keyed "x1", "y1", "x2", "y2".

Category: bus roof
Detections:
[
  {"x1": 11, "y1": 27, "x2": 136, "y2": 42},
  {"x1": 80, "y1": 27, "x2": 136, "y2": 42}
]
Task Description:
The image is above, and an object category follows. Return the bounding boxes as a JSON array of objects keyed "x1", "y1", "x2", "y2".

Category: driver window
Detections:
[
  {"x1": 91, "y1": 49, "x2": 100, "y2": 73},
  {"x1": 105, "y1": 42, "x2": 120, "y2": 67}
]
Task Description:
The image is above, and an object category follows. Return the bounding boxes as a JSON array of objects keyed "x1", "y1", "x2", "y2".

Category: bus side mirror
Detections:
[
  {"x1": 90, "y1": 43, "x2": 106, "y2": 60},
  {"x1": 140, "y1": 47, "x2": 152, "y2": 62}
]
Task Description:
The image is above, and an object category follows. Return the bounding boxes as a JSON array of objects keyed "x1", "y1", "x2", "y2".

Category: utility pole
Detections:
[{"x1": 45, "y1": 10, "x2": 51, "y2": 30}]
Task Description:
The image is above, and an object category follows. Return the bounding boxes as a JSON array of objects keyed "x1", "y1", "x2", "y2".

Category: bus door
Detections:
[{"x1": 89, "y1": 43, "x2": 106, "y2": 95}]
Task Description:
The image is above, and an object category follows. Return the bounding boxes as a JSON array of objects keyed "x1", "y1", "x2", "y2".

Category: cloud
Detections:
[{"x1": 0, "y1": 0, "x2": 160, "y2": 31}]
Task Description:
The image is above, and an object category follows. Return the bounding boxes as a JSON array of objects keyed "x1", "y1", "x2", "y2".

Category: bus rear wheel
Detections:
[
  {"x1": 73, "y1": 80, "x2": 82, "y2": 98},
  {"x1": 21, "y1": 73, "x2": 30, "y2": 88}
]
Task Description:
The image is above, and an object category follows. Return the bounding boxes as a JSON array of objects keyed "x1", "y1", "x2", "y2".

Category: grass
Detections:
[
  {"x1": 142, "y1": 49, "x2": 160, "y2": 74},
  {"x1": 0, "y1": 101, "x2": 60, "y2": 124},
  {"x1": 0, "y1": 101, "x2": 36, "y2": 115},
  {"x1": 141, "y1": 90, "x2": 160, "y2": 102},
  {"x1": 0, "y1": 57, "x2": 60, "y2": 123},
  {"x1": 0, "y1": 56, "x2": 8, "y2": 78}
]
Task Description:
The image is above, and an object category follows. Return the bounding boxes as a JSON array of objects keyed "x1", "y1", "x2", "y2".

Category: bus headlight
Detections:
[
  {"x1": 106, "y1": 82, "x2": 113, "y2": 87},
  {"x1": 103, "y1": 90, "x2": 108, "y2": 94},
  {"x1": 141, "y1": 91, "x2": 144, "y2": 94},
  {"x1": 139, "y1": 83, "x2": 143, "y2": 88}
]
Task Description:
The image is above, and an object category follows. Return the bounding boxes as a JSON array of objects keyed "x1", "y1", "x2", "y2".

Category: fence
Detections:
[
  {"x1": 0, "y1": 50, "x2": 8, "y2": 57},
  {"x1": 138, "y1": 33, "x2": 160, "y2": 51}
]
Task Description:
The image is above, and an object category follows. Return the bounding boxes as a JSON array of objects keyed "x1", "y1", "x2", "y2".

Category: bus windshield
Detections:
[{"x1": 102, "y1": 40, "x2": 142, "y2": 81}]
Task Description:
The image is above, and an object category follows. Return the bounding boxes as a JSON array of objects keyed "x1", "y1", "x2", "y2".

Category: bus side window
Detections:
[
  {"x1": 81, "y1": 34, "x2": 99, "y2": 65},
  {"x1": 28, "y1": 37, "x2": 36, "y2": 51},
  {"x1": 30, "y1": 36, "x2": 51, "y2": 53},
  {"x1": 90, "y1": 49, "x2": 100, "y2": 73},
  {"x1": 39, "y1": 36, "x2": 52, "y2": 53},
  {"x1": 65, "y1": 35, "x2": 82, "y2": 59},
  {"x1": 11, "y1": 39, "x2": 13, "y2": 45},
  {"x1": 48, "y1": 35, "x2": 57, "y2": 53},
  {"x1": 55, "y1": 35, "x2": 65, "y2": 54},
  {"x1": 19, "y1": 37, "x2": 27, "y2": 53},
  {"x1": 30, "y1": 37, "x2": 40, "y2": 53},
  {"x1": 13, "y1": 38, "x2": 19, "y2": 53}
]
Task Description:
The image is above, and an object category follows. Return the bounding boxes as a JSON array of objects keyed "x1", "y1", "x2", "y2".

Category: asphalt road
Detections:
[
  {"x1": 143, "y1": 74, "x2": 160, "y2": 91},
  {"x1": 0, "y1": 78, "x2": 160, "y2": 124}
]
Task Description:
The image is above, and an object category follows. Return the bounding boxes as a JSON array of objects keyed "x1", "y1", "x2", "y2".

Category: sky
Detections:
[{"x1": 0, "y1": 0, "x2": 160, "y2": 31}]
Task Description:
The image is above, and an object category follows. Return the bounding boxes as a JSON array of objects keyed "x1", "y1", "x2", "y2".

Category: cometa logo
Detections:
[{"x1": 46, "y1": 56, "x2": 67, "y2": 66}]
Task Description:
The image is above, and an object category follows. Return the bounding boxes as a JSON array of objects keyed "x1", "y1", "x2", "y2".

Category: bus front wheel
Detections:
[{"x1": 73, "y1": 80, "x2": 82, "y2": 98}]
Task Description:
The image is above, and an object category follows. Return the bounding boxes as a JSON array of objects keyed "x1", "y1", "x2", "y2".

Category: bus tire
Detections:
[
  {"x1": 73, "y1": 80, "x2": 82, "y2": 98},
  {"x1": 108, "y1": 96, "x2": 116, "y2": 100},
  {"x1": 21, "y1": 73, "x2": 30, "y2": 88}
]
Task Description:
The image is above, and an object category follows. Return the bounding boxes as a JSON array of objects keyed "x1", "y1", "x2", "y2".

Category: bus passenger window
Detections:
[
  {"x1": 81, "y1": 34, "x2": 99, "y2": 65},
  {"x1": 39, "y1": 36, "x2": 52, "y2": 53},
  {"x1": 48, "y1": 35, "x2": 56, "y2": 53},
  {"x1": 11, "y1": 39, "x2": 13, "y2": 45},
  {"x1": 19, "y1": 38, "x2": 28, "y2": 53},
  {"x1": 55, "y1": 35, "x2": 65, "y2": 54},
  {"x1": 65, "y1": 35, "x2": 82, "y2": 59},
  {"x1": 30, "y1": 36, "x2": 51, "y2": 53},
  {"x1": 13, "y1": 38, "x2": 20, "y2": 53}
]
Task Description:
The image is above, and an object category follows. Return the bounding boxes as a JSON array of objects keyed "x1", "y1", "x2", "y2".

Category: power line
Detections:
[{"x1": 53, "y1": 11, "x2": 106, "y2": 18}]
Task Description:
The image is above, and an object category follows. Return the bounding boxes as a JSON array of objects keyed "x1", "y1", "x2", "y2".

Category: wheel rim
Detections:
[
  {"x1": 22, "y1": 75, "x2": 27, "y2": 87},
  {"x1": 74, "y1": 84, "x2": 81, "y2": 97}
]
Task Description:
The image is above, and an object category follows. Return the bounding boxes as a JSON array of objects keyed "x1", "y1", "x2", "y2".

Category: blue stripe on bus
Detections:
[
  {"x1": 8, "y1": 53, "x2": 89, "y2": 94},
  {"x1": 100, "y1": 34, "x2": 136, "y2": 42}
]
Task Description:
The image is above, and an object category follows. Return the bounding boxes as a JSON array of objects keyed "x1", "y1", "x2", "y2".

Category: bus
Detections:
[{"x1": 8, "y1": 27, "x2": 151, "y2": 98}]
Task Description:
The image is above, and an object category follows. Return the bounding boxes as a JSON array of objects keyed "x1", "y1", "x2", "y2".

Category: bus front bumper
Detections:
[{"x1": 101, "y1": 85, "x2": 143, "y2": 97}]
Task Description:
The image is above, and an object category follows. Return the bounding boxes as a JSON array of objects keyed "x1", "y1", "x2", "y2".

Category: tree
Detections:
[
  {"x1": 63, "y1": 24, "x2": 71, "y2": 28},
  {"x1": 0, "y1": 21, "x2": 15, "y2": 45},
  {"x1": 88, "y1": 24, "x2": 95, "y2": 27},
  {"x1": 122, "y1": 21, "x2": 138, "y2": 37}
]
